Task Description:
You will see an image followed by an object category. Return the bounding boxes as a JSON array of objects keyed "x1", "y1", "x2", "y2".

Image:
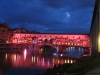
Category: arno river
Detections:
[{"x1": 0, "y1": 46, "x2": 90, "y2": 75}]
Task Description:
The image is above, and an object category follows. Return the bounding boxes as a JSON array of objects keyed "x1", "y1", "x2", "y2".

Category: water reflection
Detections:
[
  {"x1": 3, "y1": 47, "x2": 88, "y2": 69},
  {"x1": 0, "y1": 46, "x2": 90, "y2": 75},
  {"x1": 8, "y1": 53, "x2": 76, "y2": 69}
]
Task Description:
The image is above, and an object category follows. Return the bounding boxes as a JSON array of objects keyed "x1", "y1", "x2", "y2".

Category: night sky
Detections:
[{"x1": 0, "y1": 0, "x2": 95, "y2": 33}]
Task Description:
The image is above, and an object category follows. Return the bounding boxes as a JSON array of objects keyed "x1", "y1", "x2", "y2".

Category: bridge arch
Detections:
[
  {"x1": 16, "y1": 44, "x2": 29, "y2": 51},
  {"x1": 33, "y1": 43, "x2": 57, "y2": 51}
]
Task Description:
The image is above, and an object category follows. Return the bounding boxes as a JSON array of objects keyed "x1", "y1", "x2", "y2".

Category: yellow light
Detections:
[
  {"x1": 68, "y1": 59, "x2": 69, "y2": 63},
  {"x1": 65, "y1": 59, "x2": 67, "y2": 63},
  {"x1": 71, "y1": 60, "x2": 73, "y2": 64},
  {"x1": 5, "y1": 53, "x2": 7, "y2": 59},
  {"x1": 99, "y1": 38, "x2": 100, "y2": 44}
]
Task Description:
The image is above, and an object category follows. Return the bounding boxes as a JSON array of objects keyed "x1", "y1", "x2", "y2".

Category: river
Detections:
[{"x1": 0, "y1": 46, "x2": 90, "y2": 75}]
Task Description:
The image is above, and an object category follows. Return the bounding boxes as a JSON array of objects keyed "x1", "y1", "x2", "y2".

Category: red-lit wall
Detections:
[{"x1": 12, "y1": 33, "x2": 90, "y2": 47}]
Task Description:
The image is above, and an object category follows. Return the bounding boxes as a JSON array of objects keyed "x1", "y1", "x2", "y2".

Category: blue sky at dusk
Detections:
[{"x1": 0, "y1": 0, "x2": 95, "y2": 33}]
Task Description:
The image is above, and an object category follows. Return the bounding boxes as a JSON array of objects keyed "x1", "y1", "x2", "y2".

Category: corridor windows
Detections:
[
  {"x1": 49, "y1": 39, "x2": 53, "y2": 43},
  {"x1": 44, "y1": 38, "x2": 48, "y2": 43}
]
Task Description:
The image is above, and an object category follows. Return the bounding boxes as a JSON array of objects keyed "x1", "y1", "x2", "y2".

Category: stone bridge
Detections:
[{"x1": 12, "y1": 33, "x2": 90, "y2": 52}]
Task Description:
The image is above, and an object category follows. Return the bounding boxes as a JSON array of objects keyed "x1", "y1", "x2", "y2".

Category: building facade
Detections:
[
  {"x1": 12, "y1": 33, "x2": 90, "y2": 47},
  {"x1": 0, "y1": 23, "x2": 9, "y2": 44},
  {"x1": 90, "y1": 0, "x2": 100, "y2": 53}
]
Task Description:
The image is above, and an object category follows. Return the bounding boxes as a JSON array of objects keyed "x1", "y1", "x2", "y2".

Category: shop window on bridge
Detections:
[
  {"x1": 44, "y1": 38, "x2": 48, "y2": 43},
  {"x1": 49, "y1": 39, "x2": 53, "y2": 43},
  {"x1": 38, "y1": 39, "x2": 42, "y2": 43}
]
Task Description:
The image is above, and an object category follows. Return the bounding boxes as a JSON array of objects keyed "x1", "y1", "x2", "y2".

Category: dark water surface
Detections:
[{"x1": 0, "y1": 47, "x2": 90, "y2": 75}]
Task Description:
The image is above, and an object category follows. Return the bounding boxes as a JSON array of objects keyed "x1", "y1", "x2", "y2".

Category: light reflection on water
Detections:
[{"x1": 0, "y1": 47, "x2": 90, "y2": 75}]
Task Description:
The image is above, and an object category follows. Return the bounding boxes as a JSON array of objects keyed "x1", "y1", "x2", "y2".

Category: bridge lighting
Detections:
[
  {"x1": 66, "y1": 43, "x2": 67, "y2": 44},
  {"x1": 78, "y1": 44, "x2": 79, "y2": 45}
]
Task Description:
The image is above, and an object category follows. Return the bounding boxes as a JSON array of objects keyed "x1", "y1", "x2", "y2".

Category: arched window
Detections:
[
  {"x1": 44, "y1": 38, "x2": 48, "y2": 43},
  {"x1": 49, "y1": 38, "x2": 53, "y2": 43}
]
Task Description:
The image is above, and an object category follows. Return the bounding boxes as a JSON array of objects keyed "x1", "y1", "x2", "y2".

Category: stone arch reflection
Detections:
[
  {"x1": 8, "y1": 53, "x2": 76, "y2": 69},
  {"x1": 39, "y1": 45, "x2": 57, "y2": 55}
]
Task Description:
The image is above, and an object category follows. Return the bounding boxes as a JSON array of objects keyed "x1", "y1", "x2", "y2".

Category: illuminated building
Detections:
[
  {"x1": 0, "y1": 23, "x2": 91, "y2": 52},
  {"x1": 90, "y1": 0, "x2": 100, "y2": 53}
]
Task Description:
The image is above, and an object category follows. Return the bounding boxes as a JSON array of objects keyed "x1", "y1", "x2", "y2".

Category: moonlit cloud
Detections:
[
  {"x1": 66, "y1": 12, "x2": 70, "y2": 18},
  {"x1": 0, "y1": 0, "x2": 95, "y2": 33}
]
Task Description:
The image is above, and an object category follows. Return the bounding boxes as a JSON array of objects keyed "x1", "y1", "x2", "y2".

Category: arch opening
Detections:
[{"x1": 39, "y1": 45, "x2": 57, "y2": 56}]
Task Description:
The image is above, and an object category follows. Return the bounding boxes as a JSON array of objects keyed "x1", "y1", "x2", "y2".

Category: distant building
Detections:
[
  {"x1": 0, "y1": 23, "x2": 9, "y2": 44},
  {"x1": 90, "y1": 0, "x2": 100, "y2": 53}
]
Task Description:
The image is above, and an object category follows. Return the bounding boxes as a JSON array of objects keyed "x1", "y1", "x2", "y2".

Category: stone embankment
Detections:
[{"x1": 85, "y1": 67, "x2": 100, "y2": 75}]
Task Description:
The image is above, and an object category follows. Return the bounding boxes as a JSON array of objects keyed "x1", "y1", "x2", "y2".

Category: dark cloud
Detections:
[
  {"x1": 0, "y1": 0, "x2": 95, "y2": 33},
  {"x1": 41, "y1": 0, "x2": 95, "y2": 10}
]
